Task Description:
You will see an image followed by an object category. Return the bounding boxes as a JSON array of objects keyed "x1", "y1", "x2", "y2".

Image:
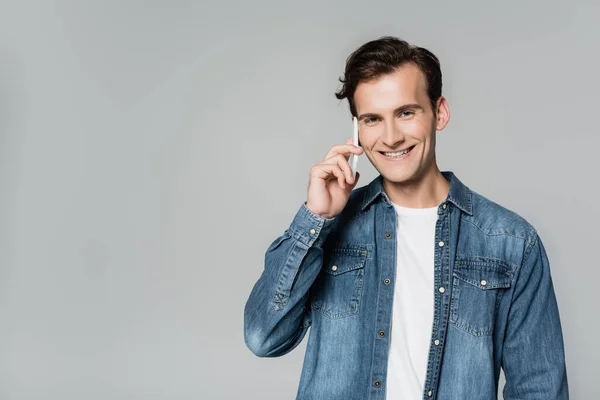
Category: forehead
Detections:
[{"x1": 353, "y1": 63, "x2": 428, "y2": 111}]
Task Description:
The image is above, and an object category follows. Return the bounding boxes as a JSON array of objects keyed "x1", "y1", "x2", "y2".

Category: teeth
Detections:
[{"x1": 384, "y1": 148, "x2": 410, "y2": 157}]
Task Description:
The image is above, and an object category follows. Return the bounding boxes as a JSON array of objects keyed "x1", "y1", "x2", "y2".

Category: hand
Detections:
[{"x1": 305, "y1": 137, "x2": 363, "y2": 219}]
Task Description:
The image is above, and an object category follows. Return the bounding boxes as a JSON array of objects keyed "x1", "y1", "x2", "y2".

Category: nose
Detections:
[{"x1": 381, "y1": 121, "x2": 406, "y2": 148}]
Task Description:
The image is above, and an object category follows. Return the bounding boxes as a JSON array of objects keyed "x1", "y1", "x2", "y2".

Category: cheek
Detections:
[
  {"x1": 358, "y1": 129, "x2": 378, "y2": 147},
  {"x1": 402, "y1": 119, "x2": 430, "y2": 136}
]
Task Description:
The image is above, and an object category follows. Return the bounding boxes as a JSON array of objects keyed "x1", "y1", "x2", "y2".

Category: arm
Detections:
[
  {"x1": 502, "y1": 232, "x2": 569, "y2": 399},
  {"x1": 243, "y1": 202, "x2": 336, "y2": 357}
]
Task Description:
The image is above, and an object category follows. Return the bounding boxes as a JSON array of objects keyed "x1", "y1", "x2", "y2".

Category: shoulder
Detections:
[{"x1": 462, "y1": 188, "x2": 538, "y2": 244}]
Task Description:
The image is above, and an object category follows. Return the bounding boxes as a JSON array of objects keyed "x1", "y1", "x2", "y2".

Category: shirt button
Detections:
[
  {"x1": 379, "y1": 330, "x2": 385, "y2": 337},
  {"x1": 438, "y1": 241, "x2": 445, "y2": 247},
  {"x1": 374, "y1": 380, "x2": 381, "y2": 387},
  {"x1": 442, "y1": 203, "x2": 447, "y2": 209},
  {"x1": 384, "y1": 278, "x2": 390, "y2": 285},
  {"x1": 439, "y1": 287, "x2": 445, "y2": 293},
  {"x1": 385, "y1": 232, "x2": 392, "y2": 239},
  {"x1": 331, "y1": 265, "x2": 337, "y2": 271},
  {"x1": 480, "y1": 279, "x2": 487, "y2": 286},
  {"x1": 428, "y1": 390, "x2": 433, "y2": 396},
  {"x1": 434, "y1": 339, "x2": 440, "y2": 345},
  {"x1": 310, "y1": 228, "x2": 316, "y2": 235}
]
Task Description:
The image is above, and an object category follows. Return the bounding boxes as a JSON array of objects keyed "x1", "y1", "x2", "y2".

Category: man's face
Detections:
[{"x1": 353, "y1": 63, "x2": 448, "y2": 185}]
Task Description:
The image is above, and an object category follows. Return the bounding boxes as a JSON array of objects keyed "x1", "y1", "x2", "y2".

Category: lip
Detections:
[{"x1": 379, "y1": 145, "x2": 416, "y2": 161}]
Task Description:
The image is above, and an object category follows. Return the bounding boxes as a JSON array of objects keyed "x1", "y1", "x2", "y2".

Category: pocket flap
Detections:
[
  {"x1": 324, "y1": 245, "x2": 367, "y2": 276},
  {"x1": 454, "y1": 256, "x2": 512, "y2": 289}
]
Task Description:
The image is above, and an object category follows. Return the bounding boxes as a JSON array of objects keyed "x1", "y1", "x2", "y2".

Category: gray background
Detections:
[{"x1": 0, "y1": 0, "x2": 597, "y2": 399}]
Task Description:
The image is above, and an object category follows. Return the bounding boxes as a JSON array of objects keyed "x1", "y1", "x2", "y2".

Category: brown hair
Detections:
[{"x1": 335, "y1": 36, "x2": 443, "y2": 118}]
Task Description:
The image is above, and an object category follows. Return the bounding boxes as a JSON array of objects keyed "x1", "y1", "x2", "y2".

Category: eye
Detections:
[
  {"x1": 365, "y1": 117, "x2": 380, "y2": 124},
  {"x1": 399, "y1": 111, "x2": 415, "y2": 117}
]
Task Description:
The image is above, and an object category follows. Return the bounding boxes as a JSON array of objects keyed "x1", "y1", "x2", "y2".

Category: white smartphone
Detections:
[{"x1": 349, "y1": 116, "x2": 360, "y2": 180}]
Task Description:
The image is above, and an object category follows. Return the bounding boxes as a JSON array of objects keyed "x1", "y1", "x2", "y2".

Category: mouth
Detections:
[{"x1": 379, "y1": 145, "x2": 416, "y2": 161}]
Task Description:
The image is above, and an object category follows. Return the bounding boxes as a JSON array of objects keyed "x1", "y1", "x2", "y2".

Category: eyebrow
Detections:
[{"x1": 358, "y1": 104, "x2": 424, "y2": 121}]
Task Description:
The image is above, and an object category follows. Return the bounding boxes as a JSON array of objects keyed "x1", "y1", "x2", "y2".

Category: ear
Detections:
[{"x1": 435, "y1": 96, "x2": 450, "y2": 130}]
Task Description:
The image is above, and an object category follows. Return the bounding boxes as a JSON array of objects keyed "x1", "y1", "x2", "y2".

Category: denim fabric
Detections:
[{"x1": 244, "y1": 171, "x2": 569, "y2": 399}]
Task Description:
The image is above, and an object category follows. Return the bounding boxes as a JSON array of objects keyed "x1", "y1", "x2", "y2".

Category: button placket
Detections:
[{"x1": 426, "y1": 208, "x2": 450, "y2": 398}]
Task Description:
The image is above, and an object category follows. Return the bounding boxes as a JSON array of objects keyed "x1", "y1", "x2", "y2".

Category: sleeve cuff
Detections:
[{"x1": 288, "y1": 201, "x2": 336, "y2": 248}]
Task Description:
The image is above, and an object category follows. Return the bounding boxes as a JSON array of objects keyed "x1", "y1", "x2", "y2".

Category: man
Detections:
[{"x1": 244, "y1": 36, "x2": 568, "y2": 399}]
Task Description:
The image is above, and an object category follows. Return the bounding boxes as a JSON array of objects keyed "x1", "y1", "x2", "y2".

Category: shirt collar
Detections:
[{"x1": 360, "y1": 170, "x2": 473, "y2": 215}]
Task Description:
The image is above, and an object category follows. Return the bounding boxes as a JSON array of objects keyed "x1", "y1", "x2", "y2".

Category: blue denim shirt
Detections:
[{"x1": 244, "y1": 170, "x2": 569, "y2": 399}]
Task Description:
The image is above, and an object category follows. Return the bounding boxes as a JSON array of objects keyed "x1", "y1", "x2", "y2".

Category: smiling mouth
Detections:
[{"x1": 379, "y1": 145, "x2": 416, "y2": 158}]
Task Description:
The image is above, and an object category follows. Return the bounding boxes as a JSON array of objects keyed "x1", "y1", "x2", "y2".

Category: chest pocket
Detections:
[
  {"x1": 311, "y1": 244, "x2": 368, "y2": 320},
  {"x1": 449, "y1": 256, "x2": 512, "y2": 336}
]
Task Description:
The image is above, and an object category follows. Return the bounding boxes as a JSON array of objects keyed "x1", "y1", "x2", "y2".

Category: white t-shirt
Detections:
[{"x1": 385, "y1": 201, "x2": 439, "y2": 400}]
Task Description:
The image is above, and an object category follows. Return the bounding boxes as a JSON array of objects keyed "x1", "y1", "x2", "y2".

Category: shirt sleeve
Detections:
[
  {"x1": 501, "y1": 232, "x2": 569, "y2": 399},
  {"x1": 243, "y1": 201, "x2": 336, "y2": 357}
]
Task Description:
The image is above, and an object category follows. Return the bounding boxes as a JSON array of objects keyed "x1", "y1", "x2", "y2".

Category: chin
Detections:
[{"x1": 381, "y1": 168, "x2": 423, "y2": 184}]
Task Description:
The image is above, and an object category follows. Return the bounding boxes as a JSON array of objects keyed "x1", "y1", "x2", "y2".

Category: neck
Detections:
[{"x1": 382, "y1": 164, "x2": 450, "y2": 208}]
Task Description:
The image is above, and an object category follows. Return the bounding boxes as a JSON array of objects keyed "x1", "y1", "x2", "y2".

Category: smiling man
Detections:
[{"x1": 244, "y1": 36, "x2": 569, "y2": 399}]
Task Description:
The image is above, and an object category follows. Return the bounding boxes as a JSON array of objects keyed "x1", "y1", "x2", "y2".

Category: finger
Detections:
[
  {"x1": 348, "y1": 171, "x2": 360, "y2": 190},
  {"x1": 322, "y1": 162, "x2": 346, "y2": 189},
  {"x1": 312, "y1": 162, "x2": 347, "y2": 189},
  {"x1": 335, "y1": 153, "x2": 354, "y2": 184},
  {"x1": 324, "y1": 143, "x2": 363, "y2": 161},
  {"x1": 322, "y1": 154, "x2": 354, "y2": 185}
]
